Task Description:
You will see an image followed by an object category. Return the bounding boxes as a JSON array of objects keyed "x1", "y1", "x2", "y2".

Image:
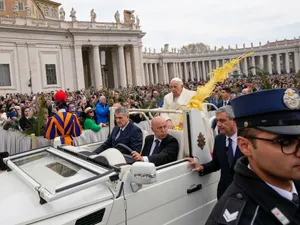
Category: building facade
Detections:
[
  {"x1": 0, "y1": 0, "x2": 60, "y2": 19},
  {"x1": 0, "y1": 9, "x2": 144, "y2": 94},
  {"x1": 142, "y1": 40, "x2": 300, "y2": 84}
]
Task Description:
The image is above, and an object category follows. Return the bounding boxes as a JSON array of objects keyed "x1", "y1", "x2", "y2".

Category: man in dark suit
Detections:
[
  {"x1": 217, "y1": 87, "x2": 232, "y2": 108},
  {"x1": 187, "y1": 105, "x2": 243, "y2": 199},
  {"x1": 94, "y1": 107, "x2": 143, "y2": 154},
  {"x1": 131, "y1": 116, "x2": 179, "y2": 166}
]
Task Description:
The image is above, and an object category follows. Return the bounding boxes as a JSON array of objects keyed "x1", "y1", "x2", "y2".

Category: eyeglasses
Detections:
[{"x1": 247, "y1": 136, "x2": 300, "y2": 155}]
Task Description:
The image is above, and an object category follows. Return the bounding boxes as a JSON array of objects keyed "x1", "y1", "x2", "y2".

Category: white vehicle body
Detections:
[{"x1": 0, "y1": 108, "x2": 220, "y2": 225}]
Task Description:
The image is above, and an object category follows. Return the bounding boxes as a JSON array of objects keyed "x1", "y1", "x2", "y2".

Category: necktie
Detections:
[
  {"x1": 226, "y1": 138, "x2": 234, "y2": 166},
  {"x1": 150, "y1": 140, "x2": 160, "y2": 156},
  {"x1": 115, "y1": 129, "x2": 122, "y2": 140},
  {"x1": 292, "y1": 193, "x2": 299, "y2": 206},
  {"x1": 224, "y1": 101, "x2": 227, "y2": 106}
]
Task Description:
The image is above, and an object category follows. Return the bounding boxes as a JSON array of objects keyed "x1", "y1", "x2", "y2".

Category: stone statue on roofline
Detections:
[
  {"x1": 59, "y1": 7, "x2": 66, "y2": 20},
  {"x1": 144, "y1": 47, "x2": 147, "y2": 53},
  {"x1": 25, "y1": 4, "x2": 31, "y2": 17},
  {"x1": 114, "y1": 10, "x2": 120, "y2": 23},
  {"x1": 44, "y1": 5, "x2": 50, "y2": 17},
  {"x1": 131, "y1": 14, "x2": 136, "y2": 24},
  {"x1": 136, "y1": 15, "x2": 140, "y2": 26},
  {"x1": 153, "y1": 48, "x2": 156, "y2": 54},
  {"x1": 90, "y1": 9, "x2": 97, "y2": 23},
  {"x1": 70, "y1": 8, "x2": 77, "y2": 22},
  {"x1": 13, "y1": 2, "x2": 19, "y2": 17}
]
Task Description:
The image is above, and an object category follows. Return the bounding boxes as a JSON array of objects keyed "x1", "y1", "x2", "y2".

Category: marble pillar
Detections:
[
  {"x1": 125, "y1": 48, "x2": 133, "y2": 86},
  {"x1": 74, "y1": 45, "x2": 85, "y2": 89},
  {"x1": 267, "y1": 54, "x2": 272, "y2": 74},
  {"x1": 145, "y1": 63, "x2": 149, "y2": 85},
  {"x1": 294, "y1": 51, "x2": 300, "y2": 72},
  {"x1": 131, "y1": 45, "x2": 142, "y2": 86},
  {"x1": 154, "y1": 63, "x2": 159, "y2": 84},
  {"x1": 202, "y1": 61, "x2": 206, "y2": 80},
  {"x1": 276, "y1": 54, "x2": 281, "y2": 74},
  {"x1": 139, "y1": 46, "x2": 145, "y2": 85},
  {"x1": 243, "y1": 58, "x2": 248, "y2": 76},
  {"x1": 111, "y1": 49, "x2": 119, "y2": 87},
  {"x1": 190, "y1": 62, "x2": 194, "y2": 81},
  {"x1": 184, "y1": 62, "x2": 188, "y2": 81},
  {"x1": 118, "y1": 45, "x2": 127, "y2": 87},
  {"x1": 251, "y1": 56, "x2": 256, "y2": 75},
  {"x1": 149, "y1": 63, "x2": 154, "y2": 84},
  {"x1": 209, "y1": 60, "x2": 212, "y2": 73},
  {"x1": 285, "y1": 53, "x2": 290, "y2": 73},
  {"x1": 259, "y1": 55, "x2": 264, "y2": 71},
  {"x1": 93, "y1": 46, "x2": 103, "y2": 89},
  {"x1": 195, "y1": 61, "x2": 200, "y2": 81}
]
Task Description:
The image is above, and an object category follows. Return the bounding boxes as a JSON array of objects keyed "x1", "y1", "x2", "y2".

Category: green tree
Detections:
[{"x1": 180, "y1": 43, "x2": 210, "y2": 54}]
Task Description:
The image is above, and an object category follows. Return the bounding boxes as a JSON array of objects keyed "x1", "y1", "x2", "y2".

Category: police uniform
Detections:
[{"x1": 205, "y1": 88, "x2": 300, "y2": 225}]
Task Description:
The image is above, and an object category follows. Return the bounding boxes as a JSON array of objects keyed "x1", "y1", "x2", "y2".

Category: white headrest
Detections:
[{"x1": 90, "y1": 148, "x2": 126, "y2": 166}]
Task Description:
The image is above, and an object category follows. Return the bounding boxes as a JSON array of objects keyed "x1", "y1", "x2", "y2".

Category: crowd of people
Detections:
[{"x1": 0, "y1": 73, "x2": 298, "y2": 135}]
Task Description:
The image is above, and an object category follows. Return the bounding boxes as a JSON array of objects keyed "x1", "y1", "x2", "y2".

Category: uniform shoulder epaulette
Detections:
[{"x1": 218, "y1": 193, "x2": 246, "y2": 225}]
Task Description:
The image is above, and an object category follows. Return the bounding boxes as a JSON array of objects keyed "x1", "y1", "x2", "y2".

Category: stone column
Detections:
[
  {"x1": 111, "y1": 49, "x2": 119, "y2": 87},
  {"x1": 165, "y1": 63, "x2": 170, "y2": 83},
  {"x1": 74, "y1": 45, "x2": 85, "y2": 90},
  {"x1": 209, "y1": 60, "x2": 212, "y2": 73},
  {"x1": 195, "y1": 61, "x2": 200, "y2": 81},
  {"x1": 259, "y1": 55, "x2": 264, "y2": 70},
  {"x1": 177, "y1": 63, "x2": 181, "y2": 79},
  {"x1": 267, "y1": 54, "x2": 272, "y2": 74},
  {"x1": 251, "y1": 56, "x2": 256, "y2": 75},
  {"x1": 149, "y1": 63, "x2": 154, "y2": 84},
  {"x1": 184, "y1": 62, "x2": 188, "y2": 81},
  {"x1": 125, "y1": 48, "x2": 133, "y2": 86},
  {"x1": 118, "y1": 45, "x2": 127, "y2": 87},
  {"x1": 158, "y1": 61, "x2": 164, "y2": 84},
  {"x1": 285, "y1": 53, "x2": 290, "y2": 73},
  {"x1": 202, "y1": 61, "x2": 206, "y2": 80},
  {"x1": 276, "y1": 54, "x2": 281, "y2": 74},
  {"x1": 294, "y1": 51, "x2": 300, "y2": 72},
  {"x1": 145, "y1": 63, "x2": 149, "y2": 85},
  {"x1": 93, "y1": 46, "x2": 103, "y2": 89},
  {"x1": 131, "y1": 45, "x2": 142, "y2": 86},
  {"x1": 139, "y1": 45, "x2": 145, "y2": 85},
  {"x1": 172, "y1": 63, "x2": 176, "y2": 78},
  {"x1": 154, "y1": 63, "x2": 159, "y2": 84},
  {"x1": 216, "y1": 60, "x2": 220, "y2": 68},
  {"x1": 243, "y1": 58, "x2": 248, "y2": 76},
  {"x1": 190, "y1": 62, "x2": 194, "y2": 81}
]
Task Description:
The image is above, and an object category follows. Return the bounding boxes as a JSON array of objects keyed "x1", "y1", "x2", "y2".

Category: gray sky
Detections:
[{"x1": 59, "y1": 0, "x2": 300, "y2": 51}]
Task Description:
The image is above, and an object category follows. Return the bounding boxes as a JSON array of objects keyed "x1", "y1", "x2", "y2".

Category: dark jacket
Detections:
[
  {"x1": 94, "y1": 122, "x2": 143, "y2": 154},
  {"x1": 141, "y1": 134, "x2": 179, "y2": 166},
  {"x1": 206, "y1": 157, "x2": 300, "y2": 225},
  {"x1": 201, "y1": 134, "x2": 243, "y2": 199},
  {"x1": 217, "y1": 100, "x2": 231, "y2": 109},
  {"x1": 19, "y1": 117, "x2": 31, "y2": 131}
]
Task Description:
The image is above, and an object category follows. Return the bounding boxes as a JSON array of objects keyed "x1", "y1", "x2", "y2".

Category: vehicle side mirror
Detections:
[{"x1": 130, "y1": 162, "x2": 156, "y2": 185}]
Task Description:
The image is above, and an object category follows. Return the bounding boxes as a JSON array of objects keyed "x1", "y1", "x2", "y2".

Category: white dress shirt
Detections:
[{"x1": 226, "y1": 133, "x2": 237, "y2": 156}]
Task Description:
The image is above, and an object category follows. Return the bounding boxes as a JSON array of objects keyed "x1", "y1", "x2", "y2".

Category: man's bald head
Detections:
[{"x1": 151, "y1": 116, "x2": 168, "y2": 140}]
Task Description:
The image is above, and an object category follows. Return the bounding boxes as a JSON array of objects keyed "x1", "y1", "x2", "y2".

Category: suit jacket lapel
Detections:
[{"x1": 142, "y1": 136, "x2": 154, "y2": 156}]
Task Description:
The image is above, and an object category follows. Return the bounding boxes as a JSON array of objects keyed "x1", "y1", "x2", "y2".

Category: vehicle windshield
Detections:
[{"x1": 12, "y1": 151, "x2": 98, "y2": 194}]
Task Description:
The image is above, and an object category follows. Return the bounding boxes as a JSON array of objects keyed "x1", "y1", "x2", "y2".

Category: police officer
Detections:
[{"x1": 206, "y1": 88, "x2": 300, "y2": 225}]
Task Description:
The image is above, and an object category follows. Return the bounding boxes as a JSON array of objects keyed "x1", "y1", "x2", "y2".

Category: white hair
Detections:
[{"x1": 170, "y1": 78, "x2": 183, "y2": 85}]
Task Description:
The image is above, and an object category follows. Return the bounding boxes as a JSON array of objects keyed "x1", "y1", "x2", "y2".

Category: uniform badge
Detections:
[
  {"x1": 223, "y1": 209, "x2": 239, "y2": 222},
  {"x1": 271, "y1": 207, "x2": 290, "y2": 225},
  {"x1": 283, "y1": 88, "x2": 300, "y2": 109}
]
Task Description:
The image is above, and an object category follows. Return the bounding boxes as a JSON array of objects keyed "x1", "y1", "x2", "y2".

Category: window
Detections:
[
  {"x1": 0, "y1": 1, "x2": 4, "y2": 10},
  {"x1": 18, "y1": 2, "x2": 24, "y2": 11},
  {"x1": 0, "y1": 64, "x2": 11, "y2": 86},
  {"x1": 45, "y1": 64, "x2": 57, "y2": 85}
]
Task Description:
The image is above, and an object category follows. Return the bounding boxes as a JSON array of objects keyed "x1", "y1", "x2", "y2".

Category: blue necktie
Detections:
[
  {"x1": 227, "y1": 138, "x2": 234, "y2": 166},
  {"x1": 292, "y1": 193, "x2": 299, "y2": 206},
  {"x1": 115, "y1": 129, "x2": 122, "y2": 140}
]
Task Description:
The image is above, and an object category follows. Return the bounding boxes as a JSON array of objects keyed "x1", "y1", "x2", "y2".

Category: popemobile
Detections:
[{"x1": 0, "y1": 107, "x2": 220, "y2": 225}]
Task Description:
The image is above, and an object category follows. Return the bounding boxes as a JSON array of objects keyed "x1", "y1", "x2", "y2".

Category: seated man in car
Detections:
[
  {"x1": 131, "y1": 116, "x2": 179, "y2": 166},
  {"x1": 94, "y1": 107, "x2": 143, "y2": 154}
]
